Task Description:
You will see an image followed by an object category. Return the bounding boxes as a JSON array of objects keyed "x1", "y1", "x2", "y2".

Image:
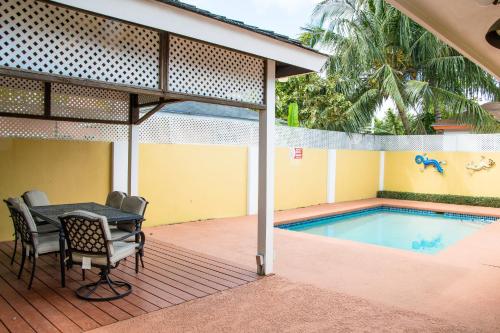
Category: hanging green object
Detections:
[{"x1": 287, "y1": 102, "x2": 299, "y2": 127}]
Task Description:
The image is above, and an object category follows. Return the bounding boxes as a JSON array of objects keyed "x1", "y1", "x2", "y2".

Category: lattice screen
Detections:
[
  {"x1": 0, "y1": 76, "x2": 44, "y2": 115},
  {"x1": 0, "y1": 117, "x2": 128, "y2": 141},
  {"x1": 168, "y1": 35, "x2": 265, "y2": 105},
  {"x1": 0, "y1": 0, "x2": 160, "y2": 88},
  {"x1": 1, "y1": 111, "x2": 499, "y2": 151},
  {"x1": 51, "y1": 83, "x2": 129, "y2": 122}
]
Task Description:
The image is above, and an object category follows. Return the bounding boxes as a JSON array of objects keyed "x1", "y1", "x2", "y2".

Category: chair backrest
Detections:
[
  {"x1": 22, "y1": 190, "x2": 50, "y2": 207},
  {"x1": 6, "y1": 198, "x2": 38, "y2": 247},
  {"x1": 59, "y1": 210, "x2": 114, "y2": 259},
  {"x1": 121, "y1": 196, "x2": 148, "y2": 217},
  {"x1": 106, "y1": 191, "x2": 127, "y2": 209},
  {"x1": 3, "y1": 198, "x2": 19, "y2": 237}
]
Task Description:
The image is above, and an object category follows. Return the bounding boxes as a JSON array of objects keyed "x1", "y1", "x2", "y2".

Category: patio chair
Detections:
[
  {"x1": 6, "y1": 198, "x2": 60, "y2": 289},
  {"x1": 111, "y1": 196, "x2": 148, "y2": 267},
  {"x1": 105, "y1": 191, "x2": 127, "y2": 210},
  {"x1": 22, "y1": 190, "x2": 50, "y2": 207},
  {"x1": 59, "y1": 210, "x2": 144, "y2": 301},
  {"x1": 4, "y1": 198, "x2": 22, "y2": 265},
  {"x1": 22, "y1": 190, "x2": 58, "y2": 232}
]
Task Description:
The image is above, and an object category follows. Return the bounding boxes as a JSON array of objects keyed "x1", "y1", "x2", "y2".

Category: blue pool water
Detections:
[{"x1": 278, "y1": 208, "x2": 493, "y2": 254}]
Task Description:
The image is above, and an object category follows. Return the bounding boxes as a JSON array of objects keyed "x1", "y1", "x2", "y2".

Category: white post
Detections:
[
  {"x1": 112, "y1": 141, "x2": 128, "y2": 192},
  {"x1": 247, "y1": 145, "x2": 259, "y2": 215},
  {"x1": 327, "y1": 149, "x2": 336, "y2": 203},
  {"x1": 257, "y1": 59, "x2": 275, "y2": 276},
  {"x1": 379, "y1": 151, "x2": 385, "y2": 192},
  {"x1": 128, "y1": 125, "x2": 139, "y2": 196}
]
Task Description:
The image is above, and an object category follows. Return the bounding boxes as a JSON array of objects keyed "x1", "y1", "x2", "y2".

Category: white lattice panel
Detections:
[
  {"x1": 139, "y1": 113, "x2": 259, "y2": 146},
  {"x1": 51, "y1": 83, "x2": 129, "y2": 122},
  {"x1": 0, "y1": 117, "x2": 128, "y2": 141},
  {"x1": 1, "y1": 111, "x2": 499, "y2": 151},
  {"x1": 0, "y1": 76, "x2": 44, "y2": 115},
  {"x1": 168, "y1": 35, "x2": 265, "y2": 105},
  {"x1": 1, "y1": 0, "x2": 160, "y2": 88}
]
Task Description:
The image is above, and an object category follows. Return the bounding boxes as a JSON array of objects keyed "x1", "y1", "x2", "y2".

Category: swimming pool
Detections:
[{"x1": 277, "y1": 207, "x2": 496, "y2": 254}]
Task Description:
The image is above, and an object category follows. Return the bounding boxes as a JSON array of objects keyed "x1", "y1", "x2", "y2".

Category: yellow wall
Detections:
[
  {"x1": 335, "y1": 150, "x2": 380, "y2": 202},
  {"x1": 384, "y1": 151, "x2": 500, "y2": 197},
  {"x1": 139, "y1": 143, "x2": 247, "y2": 226},
  {"x1": 275, "y1": 147, "x2": 328, "y2": 210},
  {"x1": 0, "y1": 138, "x2": 112, "y2": 241}
]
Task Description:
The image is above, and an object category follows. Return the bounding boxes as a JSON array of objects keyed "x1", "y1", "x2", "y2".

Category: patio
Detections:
[
  {"x1": 0, "y1": 238, "x2": 258, "y2": 332},
  {"x1": 141, "y1": 199, "x2": 500, "y2": 331}
]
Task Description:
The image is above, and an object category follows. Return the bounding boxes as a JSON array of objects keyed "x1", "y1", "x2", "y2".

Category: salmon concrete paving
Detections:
[{"x1": 95, "y1": 199, "x2": 500, "y2": 332}]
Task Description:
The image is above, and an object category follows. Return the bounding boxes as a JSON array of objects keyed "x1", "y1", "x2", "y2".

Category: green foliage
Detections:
[
  {"x1": 276, "y1": 73, "x2": 352, "y2": 131},
  {"x1": 373, "y1": 108, "x2": 406, "y2": 135},
  {"x1": 309, "y1": 0, "x2": 500, "y2": 134},
  {"x1": 374, "y1": 107, "x2": 436, "y2": 135},
  {"x1": 377, "y1": 191, "x2": 500, "y2": 208},
  {"x1": 287, "y1": 102, "x2": 299, "y2": 127}
]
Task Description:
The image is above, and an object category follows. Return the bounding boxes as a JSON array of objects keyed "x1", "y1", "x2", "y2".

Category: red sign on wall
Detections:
[{"x1": 293, "y1": 147, "x2": 303, "y2": 159}]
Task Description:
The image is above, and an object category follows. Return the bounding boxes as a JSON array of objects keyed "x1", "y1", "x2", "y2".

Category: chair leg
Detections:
[
  {"x1": 82, "y1": 269, "x2": 85, "y2": 281},
  {"x1": 28, "y1": 255, "x2": 36, "y2": 289},
  {"x1": 75, "y1": 267, "x2": 132, "y2": 301},
  {"x1": 135, "y1": 252, "x2": 139, "y2": 273},
  {"x1": 140, "y1": 250, "x2": 145, "y2": 268},
  {"x1": 11, "y1": 236, "x2": 18, "y2": 265},
  {"x1": 18, "y1": 248, "x2": 26, "y2": 279}
]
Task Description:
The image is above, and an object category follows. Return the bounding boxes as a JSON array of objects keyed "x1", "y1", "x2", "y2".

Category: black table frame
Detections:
[{"x1": 29, "y1": 202, "x2": 143, "y2": 288}]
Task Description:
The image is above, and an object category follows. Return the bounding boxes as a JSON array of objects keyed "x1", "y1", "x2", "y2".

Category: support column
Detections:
[
  {"x1": 247, "y1": 145, "x2": 259, "y2": 215},
  {"x1": 327, "y1": 149, "x2": 337, "y2": 203},
  {"x1": 257, "y1": 59, "x2": 275, "y2": 276},
  {"x1": 112, "y1": 141, "x2": 128, "y2": 193},
  {"x1": 379, "y1": 151, "x2": 385, "y2": 192},
  {"x1": 128, "y1": 125, "x2": 139, "y2": 196}
]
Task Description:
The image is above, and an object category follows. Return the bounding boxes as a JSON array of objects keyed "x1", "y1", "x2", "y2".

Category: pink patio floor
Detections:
[{"x1": 124, "y1": 198, "x2": 500, "y2": 332}]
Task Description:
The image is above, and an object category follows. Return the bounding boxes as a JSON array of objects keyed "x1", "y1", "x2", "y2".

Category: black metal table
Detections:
[{"x1": 29, "y1": 202, "x2": 143, "y2": 288}]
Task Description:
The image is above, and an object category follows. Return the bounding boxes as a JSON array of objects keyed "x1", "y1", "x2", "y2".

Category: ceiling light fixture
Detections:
[{"x1": 486, "y1": 19, "x2": 500, "y2": 49}]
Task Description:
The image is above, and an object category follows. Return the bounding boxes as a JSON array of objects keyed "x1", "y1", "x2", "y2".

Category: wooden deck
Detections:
[{"x1": 0, "y1": 239, "x2": 259, "y2": 332}]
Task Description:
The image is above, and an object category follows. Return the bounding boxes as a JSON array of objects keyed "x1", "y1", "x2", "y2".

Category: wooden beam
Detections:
[
  {"x1": 0, "y1": 67, "x2": 164, "y2": 97},
  {"x1": 163, "y1": 91, "x2": 266, "y2": 110},
  {"x1": 159, "y1": 32, "x2": 169, "y2": 91},
  {"x1": 135, "y1": 99, "x2": 181, "y2": 125},
  {"x1": 44, "y1": 82, "x2": 51, "y2": 117},
  {"x1": 0, "y1": 112, "x2": 129, "y2": 125},
  {"x1": 129, "y1": 94, "x2": 140, "y2": 124}
]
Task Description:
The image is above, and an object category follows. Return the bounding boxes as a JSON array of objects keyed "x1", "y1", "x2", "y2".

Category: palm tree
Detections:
[{"x1": 308, "y1": 0, "x2": 499, "y2": 134}]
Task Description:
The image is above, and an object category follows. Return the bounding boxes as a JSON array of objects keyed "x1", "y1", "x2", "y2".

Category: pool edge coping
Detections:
[{"x1": 273, "y1": 199, "x2": 500, "y2": 227}]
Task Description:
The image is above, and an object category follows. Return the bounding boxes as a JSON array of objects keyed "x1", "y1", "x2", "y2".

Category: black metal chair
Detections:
[
  {"x1": 22, "y1": 190, "x2": 58, "y2": 232},
  {"x1": 59, "y1": 210, "x2": 144, "y2": 301},
  {"x1": 110, "y1": 196, "x2": 149, "y2": 268},
  {"x1": 105, "y1": 191, "x2": 127, "y2": 209},
  {"x1": 5, "y1": 198, "x2": 60, "y2": 289},
  {"x1": 4, "y1": 199, "x2": 20, "y2": 265}
]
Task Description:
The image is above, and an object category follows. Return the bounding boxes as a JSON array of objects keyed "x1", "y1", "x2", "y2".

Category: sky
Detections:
[{"x1": 181, "y1": 0, "x2": 321, "y2": 40}]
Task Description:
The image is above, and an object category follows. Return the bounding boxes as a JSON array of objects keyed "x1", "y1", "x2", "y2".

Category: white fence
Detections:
[{"x1": 1, "y1": 113, "x2": 499, "y2": 152}]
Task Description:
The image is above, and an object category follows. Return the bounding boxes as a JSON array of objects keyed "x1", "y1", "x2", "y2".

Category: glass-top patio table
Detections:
[{"x1": 29, "y1": 202, "x2": 143, "y2": 288}]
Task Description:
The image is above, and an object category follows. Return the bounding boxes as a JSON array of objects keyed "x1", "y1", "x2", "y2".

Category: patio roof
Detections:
[{"x1": 50, "y1": 0, "x2": 328, "y2": 78}]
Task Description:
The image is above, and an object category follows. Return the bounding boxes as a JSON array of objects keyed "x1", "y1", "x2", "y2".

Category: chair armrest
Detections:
[
  {"x1": 36, "y1": 230, "x2": 60, "y2": 235},
  {"x1": 110, "y1": 229, "x2": 141, "y2": 242}
]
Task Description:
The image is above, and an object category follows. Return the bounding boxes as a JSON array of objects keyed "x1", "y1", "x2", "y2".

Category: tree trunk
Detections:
[
  {"x1": 396, "y1": 105, "x2": 411, "y2": 134},
  {"x1": 435, "y1": 106, "x2": 442, "y2": 122}
]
